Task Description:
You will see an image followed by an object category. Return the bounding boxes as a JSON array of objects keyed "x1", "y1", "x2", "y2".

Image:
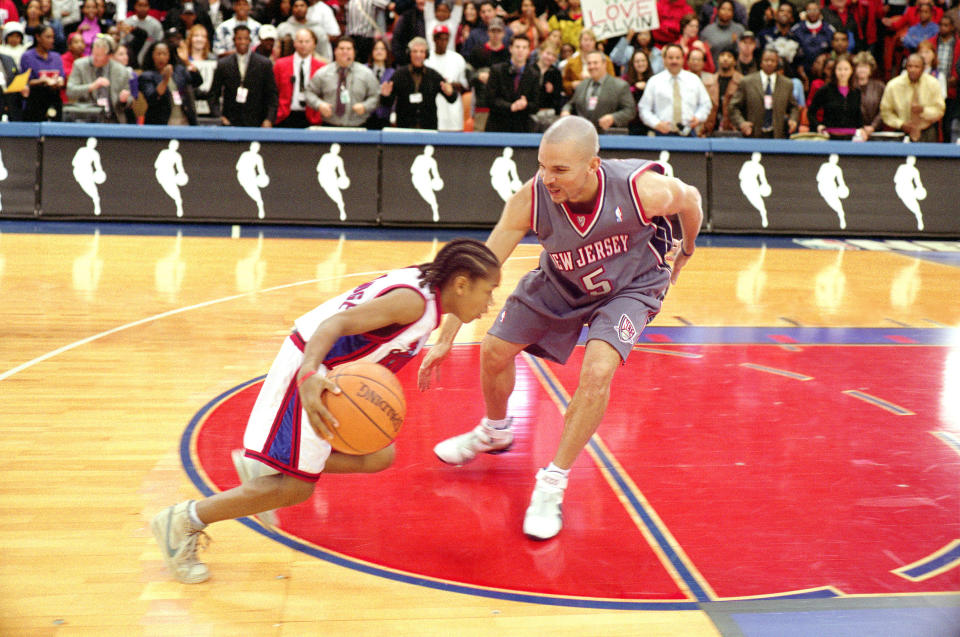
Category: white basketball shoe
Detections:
[
  {"x1": 523, "y1": 468, "x2": 568, "y2": 540},
  {"x1": 151, "y1": 501, "x2": 211, "y2": 584},
  {"x1": 433, "y1": 418, "x2": 514, "y2": 465}
]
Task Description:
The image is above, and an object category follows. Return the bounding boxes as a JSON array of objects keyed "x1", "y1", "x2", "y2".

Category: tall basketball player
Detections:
[{"x1": 418, "y1": 115, "x2": 704, "y2": 540}]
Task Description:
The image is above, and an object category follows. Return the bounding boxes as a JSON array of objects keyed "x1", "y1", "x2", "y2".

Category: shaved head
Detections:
[{"x1": 542, "y1": 115, "x2": 599, "y2": 159}]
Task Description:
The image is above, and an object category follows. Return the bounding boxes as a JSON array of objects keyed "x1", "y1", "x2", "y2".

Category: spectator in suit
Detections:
[
  {"x1": 206, "y1": 24, "x2": 277, "y2": 125},
  {"x1": 560, "y1": 28, "x2": 614, "y2": 97},
  {"x1": 138, "y1": 40, "x2": 202, "y2": 124},
  {"x1": 274, "y1": 27, "x2": 324, "y2": 126},
  {"x1": 880, "y1": 52, "x2": 945, "y2": 142},
  {"x1": 305, "y1": 36, "x2": 380, "y2": 126},
  {"x1": 380, "y1": 36, "x2": 456, "y2": 128},
  {"x1": 561, "y1": 48, "x2": 633, "y2": 132},
  {"x1": 808, "y1": 53, "x2": 863, "y2": 137},
  {"x1": 639, "y1": 43, "x2": 713, "y2": 135},
  {"x1": 66, "y1": 34, "x2": 133, "y2": 121},
  {"x1": 729, "y1": 47, "x2": 799, "y2": 137},
  {"x1": 485, "y1": 31, "x2": 539, "y2": 131},
  {"x1": 0, "y1": 50, "x2": 26, "y2": 120},
  {"x1": 214, "y1": 0, "x2": 261, "y2": 56}
]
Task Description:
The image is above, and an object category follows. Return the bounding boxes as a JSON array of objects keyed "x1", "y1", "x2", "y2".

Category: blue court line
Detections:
[
  {"x1": 842, "y1": 390, "x2": 915, "y2": 415},
  {"x1": 575, "y1": 326, "x2": 960, "y2": 346},
  {"x1": 895, "y1": 540, "x2": 960, "y2": 581}
]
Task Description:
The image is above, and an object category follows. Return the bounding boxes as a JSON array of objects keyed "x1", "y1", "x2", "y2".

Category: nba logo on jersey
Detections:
[
  {"x1": 616, "y1": 314, "x2": 638, "y2": 344},
  {"x1": 615, "y1": 206, "x2": 622, "y2": 223},
  {"x1": 499, "y1": 309, "x2": 506, "y2": 322}
]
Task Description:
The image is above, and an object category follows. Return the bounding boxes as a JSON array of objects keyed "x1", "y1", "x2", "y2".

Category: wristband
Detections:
[
  {"x1": 296, "y1": 365, "x2": 328, "y2": 390},
  {"x1": 680, "y1": 243, "x2": 693, "y2": 257}
]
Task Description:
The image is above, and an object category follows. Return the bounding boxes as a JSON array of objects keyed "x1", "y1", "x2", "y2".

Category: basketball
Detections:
[{"x1": 321, "y1": 362, "x2": 406, "y2": 455}]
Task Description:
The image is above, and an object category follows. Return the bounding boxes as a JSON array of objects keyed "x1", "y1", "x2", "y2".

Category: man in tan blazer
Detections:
[
  {"x1": 729, "y1": 48, "x2": 799, "y2": 138},
  {"x1": 66, "y1": 36, "x2": 134, "y2": 123}
]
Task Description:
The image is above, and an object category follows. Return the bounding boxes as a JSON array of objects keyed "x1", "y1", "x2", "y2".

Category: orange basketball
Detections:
[{"x1": 321, "y1": 361, "x2": 406, "y2": 455}]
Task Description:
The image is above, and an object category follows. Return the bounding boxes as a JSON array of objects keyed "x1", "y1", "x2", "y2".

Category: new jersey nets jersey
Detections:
[
  {"x1": 293, "y1": 267, "x2": 441, "y2": 372},
  {"x1": 531, "y1": 158, "x2": 674, "y2": 307}
]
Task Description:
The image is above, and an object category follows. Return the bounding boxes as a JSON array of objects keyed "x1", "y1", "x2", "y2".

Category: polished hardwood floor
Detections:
[{"x1": 1, "y1": 225, "x2": 958, "y2": 636}]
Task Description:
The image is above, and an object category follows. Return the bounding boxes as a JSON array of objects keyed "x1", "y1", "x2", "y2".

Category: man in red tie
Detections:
[{"x1": 274, "y1": 28, "x2": 326, "y2": 128}]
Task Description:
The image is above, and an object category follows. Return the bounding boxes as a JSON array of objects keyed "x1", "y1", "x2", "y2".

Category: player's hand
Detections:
[
  {"x1": 298, "y1": 372, "x2": 342, "y2": 441},
  {"x1": 670, "y1": 243, "x2": 693, "y2": 284},
  {"x1": 417, "y1": 341, "x2": 451, "y2": 391}
]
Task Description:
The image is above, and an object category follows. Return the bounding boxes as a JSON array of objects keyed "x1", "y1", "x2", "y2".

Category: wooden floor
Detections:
[{"x1": 1, "y1": 225, "x2": 959, "y2": 636}]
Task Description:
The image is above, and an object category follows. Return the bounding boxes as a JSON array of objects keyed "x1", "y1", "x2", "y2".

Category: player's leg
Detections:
[
  {"x1": 324, "y1": 444, "x2": 395, "y2": 473},
  {"x1": 433, "y1": 333, "x2": 525, "y2": 465},
  {"x1": 523, "y1": 338, "x2": 620, "y2": 540}
]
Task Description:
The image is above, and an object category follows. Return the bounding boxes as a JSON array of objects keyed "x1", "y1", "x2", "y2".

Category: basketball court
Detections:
[{"x1": 1, "y1": 221, "x2": 958, "y2": 636}]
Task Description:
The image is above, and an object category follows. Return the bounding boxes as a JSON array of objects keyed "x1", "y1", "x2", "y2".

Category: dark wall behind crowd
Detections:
[{"x1": 2, "y1": 124, "x2": 958, "y2": 236}]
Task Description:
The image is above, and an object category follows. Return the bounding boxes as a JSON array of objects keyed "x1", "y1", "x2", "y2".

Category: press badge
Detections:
[
  {"x1": 171, "y1": 89, "x2": 183, "y2": 105},
  {"x1": 236, "y1": 86, "x2": 248, "y2": 103},
  {"x1": 97, "y1": 96, "x2": 109, "y2": 109},
  {"x1": 409, "y1": 92, "x2": 423, "y2": 104},
  {"x1": 763, "y1": 94, "x2": 773, "y2": 109},
  {"x1": 587, "y1": 95, "x2": 598, "y2": 111}
]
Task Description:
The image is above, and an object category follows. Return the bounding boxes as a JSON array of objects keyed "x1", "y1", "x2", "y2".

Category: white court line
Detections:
[{"x1": 0, "y1": 271, "x2": 387, "y2": 383}]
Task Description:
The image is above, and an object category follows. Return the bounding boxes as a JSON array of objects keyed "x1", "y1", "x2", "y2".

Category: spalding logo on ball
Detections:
[{"x1": 321, "y1": 361, "x2": 407, "y2": 455}]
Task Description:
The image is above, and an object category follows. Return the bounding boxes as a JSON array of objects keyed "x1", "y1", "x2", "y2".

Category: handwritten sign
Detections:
[{"x1": 582, "y1": 0, "x2": 660, "y2": 41}]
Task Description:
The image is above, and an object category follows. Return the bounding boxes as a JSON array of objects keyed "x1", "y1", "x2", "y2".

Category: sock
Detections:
[
  {"x1": 545, "y1": 462, "x2": 570, "y2": 477},
  {"x1": 483, "y1": 416, "x2": 510, "y2": 430},
  {"x1": 187, "y1": 500, "x2": 207, "y2": 530}
]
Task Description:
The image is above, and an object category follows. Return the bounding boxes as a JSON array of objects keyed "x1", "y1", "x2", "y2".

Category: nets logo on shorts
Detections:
[{"x1": 616, "y1": 314, "x2": 638, "y2": 344}]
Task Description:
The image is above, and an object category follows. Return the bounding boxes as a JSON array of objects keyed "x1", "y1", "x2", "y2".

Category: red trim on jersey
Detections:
[
  {"x1": 530, "y1": 175, "x2": 539, "y2": 234},
  {"x1": 559, "y1": 167, "x2": 605, "y2": 238},
  {"x1": 628, "y1": 161, "x2": 663, "y2": 225}
]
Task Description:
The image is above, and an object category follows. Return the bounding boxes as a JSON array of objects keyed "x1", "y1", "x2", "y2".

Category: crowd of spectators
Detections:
[{"x1": 0, "y1": 0, "x2": 955, "y2": 141}]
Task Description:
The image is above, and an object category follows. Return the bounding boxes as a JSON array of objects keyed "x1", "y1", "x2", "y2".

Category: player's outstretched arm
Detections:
[
  {"x1": 300, "y1": 289, "x2": 427, "y2": 439},
  {"x1": 634, "y1": 170, "x2": 703, "y2": 284},
  {"x1": 417, "y1": 179, "x2": 534, "y2": 391}
]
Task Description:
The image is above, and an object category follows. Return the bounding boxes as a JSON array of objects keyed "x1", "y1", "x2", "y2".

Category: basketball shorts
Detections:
[
  {"x1": 242, "y1": 333, "x2": 331, "y2": 482},
  {"x1": 488, "y1": 267, "x2": 671, "y2": 364}
]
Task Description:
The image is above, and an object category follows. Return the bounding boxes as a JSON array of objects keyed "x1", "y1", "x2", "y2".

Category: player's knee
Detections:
[
  {"x1": 363, "y1": 444, "x2": 396, "y2": 473},
  {"x1": 276, "y1": 474, "x2": 315, "y2": 507},
  {"x1": 578, "y1": 357, "x2": 618, "y2": 396},
  {"x1": 481, "y1": 336, "x2": 516, "y2": 372}
]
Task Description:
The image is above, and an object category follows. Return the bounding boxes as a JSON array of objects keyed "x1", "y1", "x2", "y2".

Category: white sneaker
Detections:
[
  {"x1": 151, "y1": 501, "x2": 211, "y2": 584},
  {"x1": 523, "y1": 468, "x2": 567, "y2": 540},
  {"x1": 433, "y1": 418, "x2": 514, "y2": 465},
  {"x1": 231, "y1": 449, "x2": 278, "y2": 527}
]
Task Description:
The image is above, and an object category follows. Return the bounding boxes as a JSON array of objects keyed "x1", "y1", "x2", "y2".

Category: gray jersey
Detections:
[{"x1": 530, "y1": 158, "x2": 673, "y2": 307}]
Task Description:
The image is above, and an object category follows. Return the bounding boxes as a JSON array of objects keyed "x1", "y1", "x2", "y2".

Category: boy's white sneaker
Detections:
[
  {"x1": 433, "y1": 418, "x2": 514, "y2": 465},
  {"x1": 523, "y1": 468, "x2": 567, "y2": 540},
  {"x1": 151, "y1": 501, "x2": 210, "y2": 584}
]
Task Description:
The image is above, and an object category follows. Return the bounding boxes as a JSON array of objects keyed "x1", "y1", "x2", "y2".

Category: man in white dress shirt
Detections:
[{"x1": 638, "y1": 43, "x2": 712, "y2": 135}]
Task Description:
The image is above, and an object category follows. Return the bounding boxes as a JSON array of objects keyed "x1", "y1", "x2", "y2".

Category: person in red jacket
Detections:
[
  {"x1": 274, "y1": 27, "x2": 326, "y2": 127},
  {"x1": 651, "y1": 0, "x2": 695, "y2": 46}
]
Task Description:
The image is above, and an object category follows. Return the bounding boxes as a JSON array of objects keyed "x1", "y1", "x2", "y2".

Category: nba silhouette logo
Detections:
[
  {"x1": 615, "y1": 206, "x2": 622, "y2": 223},
  {"x1": 617, "y1": 314, "x2": 637, "y2": 344},
  {"x1": 499, "y1": 309, "x2": 506, "y2": 322}
]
